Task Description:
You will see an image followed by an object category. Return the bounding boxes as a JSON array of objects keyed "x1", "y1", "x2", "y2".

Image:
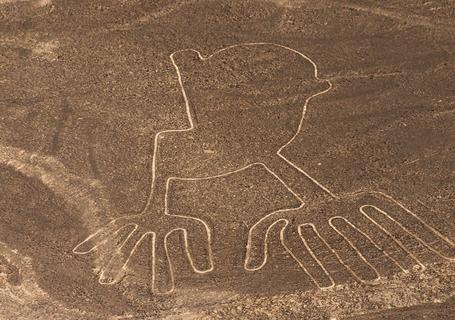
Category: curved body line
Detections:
[{"x1": 145, "y1": 42, "x2": 337, "y2": 212}]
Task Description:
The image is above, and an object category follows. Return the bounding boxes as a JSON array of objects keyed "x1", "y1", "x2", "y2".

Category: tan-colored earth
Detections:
[{"x1": 0, "y1": 0, "x2": 454, "y2": 319}]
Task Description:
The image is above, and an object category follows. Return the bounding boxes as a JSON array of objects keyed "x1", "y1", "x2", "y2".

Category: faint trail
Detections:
[
  {"x1": 0, "y1": 241, "x2": 47, "y2": 301},
  {"x1": 0, "y1": 146, "x2": 108, "y2": 318},
  {"x1": 0, "y1": 253, "x2": 20, "y2": 286},
  {"x1": 97, "y1": 0, "x2": 200, "y2": 33},
  {"x1": 0, "y1": 0, "x2": 51, "y2": 6},
  {"x1": 275, "y1": 0, "x2": 455, "y2": 32},
  {"x1": 0, "y1": 145, "x2": 112, "y2": 253},
  {"x1": 0, "y1": 241, "x2": 97, "y2": 320},
  {"x1": 86, "y1": 124, "x2": 101, "y2": 179},
  {"x1": 337, "y1": 2, "x2": 455, "y2": 32},
  {"x1": 87, "y1": 144, "x2": 100, "y2": 179},
  {"x1": 327, "y1": 71, "x2": 405, "y2": 81},
  {"x1": 49, "y1": 101, "x2": 71, "y2": 154}
]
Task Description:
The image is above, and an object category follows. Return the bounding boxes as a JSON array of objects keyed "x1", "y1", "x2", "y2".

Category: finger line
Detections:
[
  {"x1": 362, "y1": 205, "x2": 453, "y2": 261},
  {"x1": 333, "y1": 216, "x2": 407, "y2": 273},
  {"x1": 245, "y1": 218, "x2": 288, "y2": 271},
  {"x1": 360, "y1": 205, "x2": 425, "y2": 269},
  {"x1": 378, "y1": 192, "x2": 454, "y2": 247},
  {"x1": 329, "y1": 217, "x2": 381, "y2": 283},
  {"x1": 280, "y1": 223, "x2": 322, "y2": 289},
  {"x1": 300, "y1": 223, "x2": 358, "y2": 284},
  {"x1": 298, "y1": 225, "x2": 335, "y2": 289}
]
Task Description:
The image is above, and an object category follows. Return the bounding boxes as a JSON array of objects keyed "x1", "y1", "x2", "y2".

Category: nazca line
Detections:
[
  {"x1": 72, "y1": 42, "x2": 337, "y2": 294},
  {"x1": 247, "y1": 188, "x2": 454, "y2": 290},
  {"x1": 74, "y1": 43, "x2": 453, "y2": 293}
]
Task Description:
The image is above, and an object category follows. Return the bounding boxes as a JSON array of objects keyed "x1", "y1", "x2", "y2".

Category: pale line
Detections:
[
  {"x1": 339, "y1": 189, "x2": 454, "y2": 258},
  {"x1": 361, "y1": 204, "x2": 454, "y2": 262},
  {"x1": 75, "y1": 215, "x2": 214, "y2": 294},
  {"x1": 329, "y1": 216, "x2": 382, "y2": 283},
  {"x1": 164, "y1": 44, "x2": 453, "y2": 290},
  {"x1": 148, "y1": 42, "x2": 337, "y2": 210},
  {"x1": 148, "y1": 231, "x2": 173, "y2": 294},
  {"x1": 338, "y1": 2, "x2": 455, "y2": 32},
  {"x1": 99, "y1": 224, "x2": 140, "y2": 284},
  {"x1": 299, "y1": 223, "x2": 368, "y2": 284},
  {"x1": 171, "y1": 162, "x2": 306, "y2": 204},
  {"x1": 330, "y1": 216, "x2": 408, "y2": 273},
  {"x1": 359, "y1": 205, "x2": 426, "y2": 271},
  {"x1": 368, "y1": 191, "x2": 454, "y2": 248},
  {"x1": 244, "y1": 212, "x2": 298, "y2": 271},
  {"x1": 84, "y1": 42, "x2": 335, "y2": 293},
  {"x1": 297, "y1": 225, "x2": 336, "y2": 289},
  {"x1": 91, "y1": 229, "x2": 180, "y2": 294},
  {"x1": 73, "y1": 43, "x2": 454, "y2": 293},
  {"x1": 279, "y1": 220, "x2": 321, "y2": 288},
  {"x1": 162, "y1": 44, "x2": 450, "y2": 289},
  {"x1": 243, "y1": 213, "x2": 335, "y2": 290},
  {"x1": 114, "y1": 231, "x2": 154, "y2": 286},
  {"x1": 280, "y1": 220, "x2": 335, "y2": 289},
  {"x1": 241, "y1": 163, "x2": 309, "y2": 274},
  {"x1": 73, "y1": 219, "x2": 141, "y2": 254},
  {"x1": 327, "y1": 71, "x2": 405, "y2": 80},
  {"x1": 151, "y1": 231, "x2": 175, "y2": 295},
  {"x1": 278, "y1": 224, "x2": 312, "y2": 281},
  {"x1": 164, "y1": 178, "x2": 214, "y2": 275}
]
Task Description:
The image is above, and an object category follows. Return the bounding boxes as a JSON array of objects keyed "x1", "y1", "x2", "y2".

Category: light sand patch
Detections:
[
  {"x1": 0, "y1": 0, "x2": 51, "y2": 5},
  {"x1": 0, "y1": 37, "x2": 59, "y2": 61},
  {"x1": 31, "y1": 40, "x2": 59, "y2": 61},
  {"x1": 0, "y1": 145, "x2": 113, "y2": 267},
  {"x1": 0, "y1": 242, "x2": 98, "y2": 320}
]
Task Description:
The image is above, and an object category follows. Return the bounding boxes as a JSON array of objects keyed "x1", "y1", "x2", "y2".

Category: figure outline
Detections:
[
  {"x1": 73, "y1": 42, "x2": 454, "y2": 293},
  {"x1": 73, "y1": 42, "x2": 336, "y2": 294}
]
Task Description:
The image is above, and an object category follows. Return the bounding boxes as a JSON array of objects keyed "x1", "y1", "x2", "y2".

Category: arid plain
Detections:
[{"x1": 0, "y1": 0, "x2": 454, "y2": 319}]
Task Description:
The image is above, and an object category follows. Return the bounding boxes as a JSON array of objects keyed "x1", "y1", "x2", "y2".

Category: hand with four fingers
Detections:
[
  {"x1": 73, "y1": 209, "x2": 213, "y2": 294},
  {"x1": 244, "y1": 190, "x2": 454, "y2": 289}
]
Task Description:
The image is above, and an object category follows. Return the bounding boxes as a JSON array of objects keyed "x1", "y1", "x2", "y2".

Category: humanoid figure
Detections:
[{"x1": 74, "y1": 43, "x2": 454, "y2": 294}]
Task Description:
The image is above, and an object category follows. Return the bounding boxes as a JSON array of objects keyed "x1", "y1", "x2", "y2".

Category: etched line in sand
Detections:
[
  {"x1": 247, "y1": 188, "x2": 454, "y2": 289},
  {"x1": 328, "y1": 216, "x2": 381, "y2": 283},
  {"x1": 73, "y1": 42, "x2": 336, "y2": 294},
  {"x1": 73, "y1": 43, "x2": 453, "y2": 293},
  {"x1": 72, "y1": 42, "x2": 336, "y2": 294}
]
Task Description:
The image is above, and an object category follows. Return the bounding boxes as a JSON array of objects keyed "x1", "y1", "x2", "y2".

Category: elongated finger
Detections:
[
  {"x1": 125, "y1": 232, "x2": 154, "y2": 279},
  {"x1": 364, "y1": 201, "x2": 454, "y2": 261},
  {"x1": 351, "y1": 209, "x2": 417, "y2": 273},
  {"x1": 73, "y1": 217, "x2": 137, "y2": 254},
  {"x1": 282, "y1": 224, "x2": 334, "y2": 289},
  {"x1": 152, "y1": 233, "x2": 174, "y2": 294},
  {"x1": 329, "y1": 216, "x2": 399, "y2": 278},
  {"x1": 169, "y1": 215, "x2": 213, "y2": 273},
  {"x1": 317, "y1": 220, "x2": 380, "y2": 284},
  {"x1": 299, "y1": 223, "x2": 350, "y2": 285},
  {"x1": 245, "y1": 212, "x2": 289, "y2": 271},
  {"x1": 361, "y1": 205, "x2": 438, "y2": 266},
  {"x1": 99, "y1": 225, "x2": 142, "y2": 284}
]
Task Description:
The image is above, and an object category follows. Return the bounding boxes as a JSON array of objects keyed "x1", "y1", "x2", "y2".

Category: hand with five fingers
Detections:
[{"x1": 245, "y1": 190, "x2": 454, "y2": 289}]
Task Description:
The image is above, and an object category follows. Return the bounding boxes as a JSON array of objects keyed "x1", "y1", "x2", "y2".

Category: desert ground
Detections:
[{"x1": 0, "y1": 0, "x2": 454, "y2": 319}]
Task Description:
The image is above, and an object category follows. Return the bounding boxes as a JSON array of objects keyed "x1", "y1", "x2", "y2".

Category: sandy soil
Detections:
[{"x1": 0, "y1": 0, "x2": 454, "y2": 319}]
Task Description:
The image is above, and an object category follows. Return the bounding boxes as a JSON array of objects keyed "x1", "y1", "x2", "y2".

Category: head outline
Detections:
[{"x1": 169, "y1": 42, "x2": 332, "y2": 148}]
